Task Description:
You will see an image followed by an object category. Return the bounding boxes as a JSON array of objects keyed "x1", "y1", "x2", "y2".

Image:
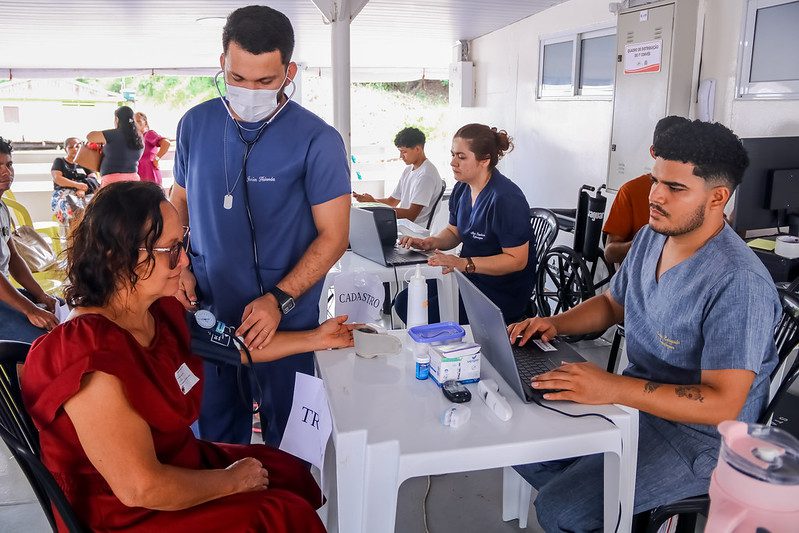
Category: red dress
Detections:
[{"x1": 22, "y1": 297, "x2": 325, "y2": 532}]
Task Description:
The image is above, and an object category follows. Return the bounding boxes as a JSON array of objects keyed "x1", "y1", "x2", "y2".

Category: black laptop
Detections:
[{"x1": 349, "y1": 207, "x2": 430, "y2": 267}]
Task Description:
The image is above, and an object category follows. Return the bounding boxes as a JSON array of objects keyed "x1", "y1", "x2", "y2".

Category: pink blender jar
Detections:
[{"x1": 705, "y1": 420, "x2": 799, "y2": 532}]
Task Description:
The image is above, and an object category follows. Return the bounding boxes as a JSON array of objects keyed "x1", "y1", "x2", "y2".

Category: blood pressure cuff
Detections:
[
  {"x1": 188, "y1": 314, "x2": 243, "y2": 367},
  {"x1": 187, "y1": 313, "x2": 263, "y2": 414}
]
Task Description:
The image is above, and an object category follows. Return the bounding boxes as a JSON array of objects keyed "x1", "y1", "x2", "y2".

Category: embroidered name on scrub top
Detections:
[
  {"x1": 657, "y1": 332, "x2": 681, "y2": 350},
  {"x1": 247, "y1": 175, "x2": 278, "y2": 183}
]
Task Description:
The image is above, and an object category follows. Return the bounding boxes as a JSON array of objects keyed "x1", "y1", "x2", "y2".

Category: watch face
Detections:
[{"x1": 281, "y1": 298, "x2": 295, "y2": 314}]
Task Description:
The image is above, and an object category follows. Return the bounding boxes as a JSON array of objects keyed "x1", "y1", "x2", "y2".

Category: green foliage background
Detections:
[{"x1": 79, "y1": 76, "x2": 219, "y2": 108}]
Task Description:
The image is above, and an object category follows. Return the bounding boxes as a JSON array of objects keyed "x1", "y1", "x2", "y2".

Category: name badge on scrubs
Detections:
[{"x1": 175, "y1": 363, "x2": 200, "y2": 395}]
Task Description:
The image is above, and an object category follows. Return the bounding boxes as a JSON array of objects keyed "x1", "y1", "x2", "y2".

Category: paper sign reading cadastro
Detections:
[{"x1": 624, "y1": 39, "x2": 662, "y2": 74}]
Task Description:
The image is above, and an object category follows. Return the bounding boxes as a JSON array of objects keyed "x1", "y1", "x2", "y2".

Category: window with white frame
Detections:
[
  {"x1": 738, "y1": 0, "x2": 799, "y2": 98},
  {"x1": 538, "y1": 27, "x2": 616, "y2": 99}
]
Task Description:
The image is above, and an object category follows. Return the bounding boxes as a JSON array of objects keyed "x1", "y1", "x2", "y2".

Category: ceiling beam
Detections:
[{"x1": 310, "y1": 0, "x2": 369, "y2": 23}]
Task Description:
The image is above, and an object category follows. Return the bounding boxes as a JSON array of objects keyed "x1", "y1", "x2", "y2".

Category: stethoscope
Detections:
[{"x1": 214, "y1": 70, "x2": 295, "y2": 295}]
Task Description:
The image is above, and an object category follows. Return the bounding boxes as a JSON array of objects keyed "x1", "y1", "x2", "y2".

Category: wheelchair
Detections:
[{"x1": 535, "y1": 184, "x2": 616, "y2": 341}]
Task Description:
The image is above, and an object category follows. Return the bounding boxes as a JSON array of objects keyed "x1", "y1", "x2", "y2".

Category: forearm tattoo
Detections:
[
  {"x1": 643, "y1": 381, "x2": 663, "y2": 394},
  {"x1": 675, "y1": 385, "x2": 705, "y2": 403}
]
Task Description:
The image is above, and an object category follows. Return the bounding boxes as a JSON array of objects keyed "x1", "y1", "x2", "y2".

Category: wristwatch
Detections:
[
  {"x1": 464, "y1": 257, "x2": 476, "y2": 274},
  {"x1": 269, "y1": 287, "x2": 296, "y2": 315}
]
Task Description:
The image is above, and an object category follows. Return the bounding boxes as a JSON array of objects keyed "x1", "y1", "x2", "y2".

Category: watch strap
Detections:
[
  {"x1": 465, "y1": 257, "x2": 476, "y2": 274},
  {"x1": 269, "y1": 287, "x2": 295, "y2": 314}
]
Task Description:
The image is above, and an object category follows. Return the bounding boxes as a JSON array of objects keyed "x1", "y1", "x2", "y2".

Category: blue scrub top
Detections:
[
  {"x1": 610, "y1": 224, "x2": 779, "y2": 443},
  {"x1": 174, "y1": 99, "x2": 351, "y2": 327},
  {"x1": 449, "y1": 169, "x2": 535, "y2": 322}
]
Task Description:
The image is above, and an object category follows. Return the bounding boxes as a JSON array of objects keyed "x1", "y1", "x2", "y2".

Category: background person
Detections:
[
  {"x1": 50, "y1": 136, "x2": 98, "y2": 228},
  {"x1": 352, "y1": 126, "x2": 442, "y2": 228},
  {"x1": 170, "y1": 5, "x2": 351, "y2": 446},
  {"x1": 87, "y1": 105, "x2": 143, "y2": 187},
  {"x1": 135, "y1": 111, "x2": 171, "y2": 187},
  {"x1": 397, "y1": 124, "x2": 535, "y2": 324},
  {"x1": 0, "y1": 136, "x2": 58, "y2": 341},
  {"x1": 603, "y1": 115, "x2": 689, "y2": 265},
  {"x1": 22, "y1": 181, "x2": 351, "y2": 532}
]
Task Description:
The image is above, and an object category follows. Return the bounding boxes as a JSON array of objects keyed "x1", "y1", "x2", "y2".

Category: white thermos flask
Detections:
[{"x1": 406, "y1": 264, "x2": 428, "y2": 328}]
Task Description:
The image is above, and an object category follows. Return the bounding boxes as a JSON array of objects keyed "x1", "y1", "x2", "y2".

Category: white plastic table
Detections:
[
  {"x1": 318, "y1": 251, "x2": 459, "y2": 325},
  {"x1": 315, "y1": 329, "x2": 639, "y2": 533}
]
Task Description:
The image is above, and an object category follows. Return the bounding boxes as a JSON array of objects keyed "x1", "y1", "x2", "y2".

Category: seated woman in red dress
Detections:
[{"x1": 22, "y1": 181, "x2": 352, "y2": 532}]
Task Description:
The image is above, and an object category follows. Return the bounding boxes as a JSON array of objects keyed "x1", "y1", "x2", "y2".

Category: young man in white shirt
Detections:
[{"x1": 353, "y1": 127, "x2": 442, "y2": 228}]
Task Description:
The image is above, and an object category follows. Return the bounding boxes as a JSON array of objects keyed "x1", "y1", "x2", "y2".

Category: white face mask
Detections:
[{"x1": 217, "y1": 70, "x2": 289, "y2": 122}]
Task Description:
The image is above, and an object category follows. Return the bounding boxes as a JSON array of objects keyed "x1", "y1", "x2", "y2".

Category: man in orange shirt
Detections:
[{"x1": 603, "y1": 116, "x2": 689, "y2": 264}]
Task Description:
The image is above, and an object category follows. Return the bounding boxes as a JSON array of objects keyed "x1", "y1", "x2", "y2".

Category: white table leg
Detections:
[
  {"x1": 333, "y1": 430, "x2": 369, "y2": 533},
  {"x1": 501, "y1": 466, "x2": 532, "y2": 528},
  {"x1": 603, "y1": 407, "x2": 639, "y2": 533},
  {"x1": 362, "y1": 440, "x2": 402, "y2": 533}
]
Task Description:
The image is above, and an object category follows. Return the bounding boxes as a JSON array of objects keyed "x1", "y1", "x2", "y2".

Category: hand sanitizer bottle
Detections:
[{"x1": 406, "y1": 264, "x2": 428, "y2": 328}]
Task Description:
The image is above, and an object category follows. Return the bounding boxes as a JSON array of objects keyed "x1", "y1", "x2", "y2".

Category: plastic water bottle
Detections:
[{"x1": 406, "y1": 264, "x2": 428, "y2": 328}]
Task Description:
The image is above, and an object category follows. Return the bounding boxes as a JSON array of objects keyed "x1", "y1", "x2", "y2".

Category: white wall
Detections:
[
  {"x1": 457, "y1": 0, "x2": 799, "y2": 213},
  {"x1": 456, "y1": 0, "x2": 616, "y2": 210},
  {"x1": 699, "y1": 0, "x2": 799, "y2": 137}
]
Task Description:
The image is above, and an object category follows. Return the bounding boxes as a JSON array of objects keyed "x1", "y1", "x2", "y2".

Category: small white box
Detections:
[{"x1": 429, "y1": 342, "x2": 481, "y2": 385}]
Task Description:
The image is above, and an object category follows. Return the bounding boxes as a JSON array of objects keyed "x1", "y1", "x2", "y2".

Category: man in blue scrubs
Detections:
[
  {"x1": 170, "y1": 6, "x2": 350, "y2": 446},
  {"x1": 508, "y1": 120, "x2": 780, "y2": 530}
]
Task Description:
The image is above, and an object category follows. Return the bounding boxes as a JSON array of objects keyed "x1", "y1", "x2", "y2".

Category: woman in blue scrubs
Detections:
[{"x1": 398, "y1": 123, "x2": 535, "y2": 324}]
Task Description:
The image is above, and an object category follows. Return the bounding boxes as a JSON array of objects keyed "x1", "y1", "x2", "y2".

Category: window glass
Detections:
[
  {"x1": 580, "y1": 34, "x2": 616, "y2": 89},
  {"x1": 542, "y1": 41, "x2": 573, "y2": 91},
  {"x1": 750, "y1": 1, "x2": 799, "y2": 82}
]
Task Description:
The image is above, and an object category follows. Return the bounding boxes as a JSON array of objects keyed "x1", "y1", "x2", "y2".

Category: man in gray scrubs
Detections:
[{"x1": 508, "y1": 120, "x2": 780, "y2": 531}]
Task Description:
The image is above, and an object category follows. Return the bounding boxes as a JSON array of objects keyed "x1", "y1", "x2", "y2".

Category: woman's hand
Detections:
[
  {"x1": 315, "y1": 315, "x2": 354, "y2": 350},
  {"x1": 225, "y1": 457, "x2": 269, "y2": 493},
  {"x1": 428, "y1": 251, "x2": 467, "y2": 274},
  {"x1": 77, "y1": 182, "x2": 89, "y2": 192},
  {"x1": 152, "y1": 157, "x2": 160, "y2": 169},
  {"x1": 76, "y1": 190, "x2": 86, "y2": 198},
  {"x1": 399, "y1": 236, "x2": 435, "y2": 251}
]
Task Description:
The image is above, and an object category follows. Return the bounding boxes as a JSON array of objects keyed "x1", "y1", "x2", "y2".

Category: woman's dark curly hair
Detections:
[
  {"x1": 652, "y1": 119, "x2": 749, "y2": 191},
  {"x1": 65, "y1": 181, "x2": 166, "y2": 307},
  {"x1": 115, "y1": 106, "x2": 144, "y2": 151}
]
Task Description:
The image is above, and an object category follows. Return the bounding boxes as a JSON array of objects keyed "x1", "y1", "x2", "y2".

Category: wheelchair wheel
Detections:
[{"x1": 536, "y1": 246, "x2": 594, "y2": 319}]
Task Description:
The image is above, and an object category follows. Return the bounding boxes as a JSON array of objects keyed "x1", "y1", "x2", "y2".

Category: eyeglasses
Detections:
[{"x1": 140, "y1": 227, "x2": 189, "y2": 270}]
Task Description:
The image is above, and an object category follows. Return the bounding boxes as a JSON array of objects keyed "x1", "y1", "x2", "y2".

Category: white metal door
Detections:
[{"x1": 607, "y1": 3, "x2": 675, "y2": 190}]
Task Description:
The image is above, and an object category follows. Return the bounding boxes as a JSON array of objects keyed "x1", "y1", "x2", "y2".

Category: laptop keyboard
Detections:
[
  {"x1": 512, "y1": 346, "x2": 557, "y2": 382},
  {"x1": 384, "y1": 248, "x2": 429, "y2": 265}
]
